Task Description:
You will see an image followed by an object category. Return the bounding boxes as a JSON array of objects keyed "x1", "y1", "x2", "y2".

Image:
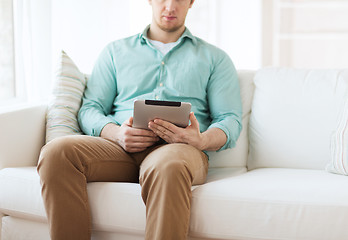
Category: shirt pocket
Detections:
[{"x1": 167, "y1": 61, "x2": 210, "y2": 99}]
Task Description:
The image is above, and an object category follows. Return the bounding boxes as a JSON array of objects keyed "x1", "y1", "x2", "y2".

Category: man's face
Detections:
[{"x1": 148, "y1": 0, "x2": 194, "y2": 33}]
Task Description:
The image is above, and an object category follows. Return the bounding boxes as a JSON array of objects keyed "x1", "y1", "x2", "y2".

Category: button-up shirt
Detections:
[{"x1": 78, "y1": 26, "x2": 242, "y2": 151}]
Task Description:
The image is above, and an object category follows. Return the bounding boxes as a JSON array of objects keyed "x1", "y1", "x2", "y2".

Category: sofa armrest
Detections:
[{"x1": 0, "y1": 104, "x2": 46, "y2": 170}]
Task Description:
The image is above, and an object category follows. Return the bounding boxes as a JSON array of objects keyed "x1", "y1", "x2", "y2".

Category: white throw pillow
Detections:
[
  {"x1": 327, "y1": 96, "x2": 348, "y2": 175},
  {"x1": 46, "y1": 50, "x2": 87, "y2": 143}
]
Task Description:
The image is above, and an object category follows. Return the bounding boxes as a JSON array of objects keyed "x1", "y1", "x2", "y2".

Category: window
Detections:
[
  {"x1": 263, "y1": 0, "x2": 348, "y2": 68},
  {"x1": 0, "y1": 0, "x2": 15, "y2": 101}
]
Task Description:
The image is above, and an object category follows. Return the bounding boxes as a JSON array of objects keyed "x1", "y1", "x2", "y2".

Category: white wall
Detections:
[{"x1": 215, "y1": 0, "x2": 262, "y2": 70}]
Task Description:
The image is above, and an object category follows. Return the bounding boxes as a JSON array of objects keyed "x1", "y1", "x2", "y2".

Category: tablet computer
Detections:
[{"x1": 132, "y1": 99, "x2": 191, "y2": 129}]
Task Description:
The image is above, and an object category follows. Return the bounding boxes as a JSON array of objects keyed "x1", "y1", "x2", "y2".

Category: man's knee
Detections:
[
  {"x1": 158, "y1": 158, "x2": 190, "y2": 180},
  {"x1": 37, "y1": 136, "x2": 82, "y2": 182},
  {"x1": 140, "y1": 144, "x2": 193, "y2": 184}
]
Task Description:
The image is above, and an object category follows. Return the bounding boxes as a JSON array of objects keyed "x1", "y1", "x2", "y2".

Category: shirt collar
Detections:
[{"x1": 139, "y1": 24, "x2": 197, "y2": 45}]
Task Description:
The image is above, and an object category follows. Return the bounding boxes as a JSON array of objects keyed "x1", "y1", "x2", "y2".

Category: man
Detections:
[{"x1": 37, "y1": 0, "x2": 242, "y2": 239}]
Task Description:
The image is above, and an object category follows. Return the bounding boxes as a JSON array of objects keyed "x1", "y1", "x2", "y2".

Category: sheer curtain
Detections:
[
  {"x1": 0, "y1": 0, "x2": 15, "y2": 102},
  {"x1": 13, "y1": 0, "x2": 51, "y2": 103}
]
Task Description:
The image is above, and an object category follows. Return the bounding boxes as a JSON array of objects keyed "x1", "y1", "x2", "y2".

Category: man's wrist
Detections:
[
  {"x1": 199, "y1": 132, "x2": 209, "y2": 151},
  {"x1": 200, "y1": 128, "x2": 227, "y2": 151},
  {"x1": 100, "y1": 123, "x2": 120, "y2": 140}
]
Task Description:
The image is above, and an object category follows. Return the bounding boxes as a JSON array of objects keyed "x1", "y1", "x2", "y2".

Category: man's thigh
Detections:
[{"x1": 40, "y1": 135, "x2": 139, "y2": 183}]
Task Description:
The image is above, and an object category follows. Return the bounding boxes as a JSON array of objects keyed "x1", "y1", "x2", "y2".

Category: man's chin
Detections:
[{"x1": 158, "y1": 23, "x2": 184, "y2": 33}]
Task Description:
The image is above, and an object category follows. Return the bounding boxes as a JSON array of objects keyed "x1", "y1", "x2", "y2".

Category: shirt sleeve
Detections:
[
  {"x1": 78, "y1": 44, "x2": 118, "y2": 136},
  {"x1": 207, "y1": 50, "x2": 243, "y2": 151}
]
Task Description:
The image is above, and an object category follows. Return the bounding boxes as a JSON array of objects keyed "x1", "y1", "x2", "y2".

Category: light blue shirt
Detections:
[{"x1": 78, "y1": 26, "x2": 242, "y2": 151}]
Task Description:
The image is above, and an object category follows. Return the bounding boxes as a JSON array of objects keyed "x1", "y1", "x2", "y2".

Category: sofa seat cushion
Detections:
[
  {"x1": 190, "y1": 168, "x2": 348, "y2": 240},
  {"x1": 0, "y1": 167, "x2": 45, "y2": 221},
  {"x1": 0, "y1": 166, "x2": 246, "y2": 235},
  {"x1": 4, "y1": 167, "x2": 347, "y2": 239}
]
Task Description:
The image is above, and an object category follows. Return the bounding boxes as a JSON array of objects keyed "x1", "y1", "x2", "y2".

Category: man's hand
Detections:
[
  {"x1": 148, "y1": 112, "x2": 228, "y2": 151},
  {"x1": 148, "y1": 112, "x2": 206, "y2": 150},
  {"x1": 101, "y1": 117, "x2": 159, "y2": 153}
]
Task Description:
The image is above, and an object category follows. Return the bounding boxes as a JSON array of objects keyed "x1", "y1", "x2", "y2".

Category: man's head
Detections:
[{"x1": 148, "y1": 0, "x2": 195, "y2": 34}]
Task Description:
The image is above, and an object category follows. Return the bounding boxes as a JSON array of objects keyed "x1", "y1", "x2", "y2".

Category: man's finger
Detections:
[
  {"x1": 130, "y1": 128, "x2": 158, "y2": 137},
  {"x1": 149, "y1": 121, "x2": 175, "y2": 136},
  {"x1": 123, "y1": 116, "x2": 133, "y2": 127},
  {"x1": 129, "y1": 116, "x2": 133, "y2": 126},
  {"x1": 122, "y1": 118, "x2": 158, "y2": 137},
  {"x1": 127, "y1": 135, "x2": 159, "y2": 143},
  {"x1": 153, "y1": 119, "x2": 177, "y2": 133},
  {"x1": 126, "y1": 147, "x2": 147, "y2": 153},
  {"x1": 189, "y1": 112, "x2": 199, "y2": 129},
  {"x1": 126, "y1": 140, "x2": 157, "y2": 148}
]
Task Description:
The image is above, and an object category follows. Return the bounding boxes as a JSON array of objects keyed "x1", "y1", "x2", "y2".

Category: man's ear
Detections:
[{"x1": 189, "y1": 0, "x2": 195, "y2": 8}]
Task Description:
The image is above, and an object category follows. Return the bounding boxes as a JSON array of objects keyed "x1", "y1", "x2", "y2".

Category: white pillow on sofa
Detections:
[
  {"x1": 327, "y1": 96, "x2": 348, "y2": 175},
  {"x1": 46, "y1": 50, "x2": 87, "y2": 143}
]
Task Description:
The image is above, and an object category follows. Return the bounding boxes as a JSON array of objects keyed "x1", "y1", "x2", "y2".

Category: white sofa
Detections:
[{"x1": 1, "y1": 68, "x2": 348, "y2": 240}]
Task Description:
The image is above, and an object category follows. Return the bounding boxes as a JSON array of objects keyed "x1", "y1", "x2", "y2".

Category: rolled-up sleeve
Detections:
[
  {"x1": 207, "y1": 51, "x2": 242, "y2": 151},
  {"x1": 78, "y1": 45, "x2": 118, "y2": 136}
]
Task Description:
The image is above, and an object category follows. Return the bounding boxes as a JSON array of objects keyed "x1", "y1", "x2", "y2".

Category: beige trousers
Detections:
[{"x1": 37, "y1": 135, "x2": 208, "y2": 240}]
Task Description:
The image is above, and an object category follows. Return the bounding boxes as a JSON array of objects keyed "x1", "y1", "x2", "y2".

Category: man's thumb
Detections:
[
  {"x1": 125, "y1": 116, "x2": 133, "y2": 127},
  {"x1": 189, "y1": 112, "x2": 198, "y2": 128}
]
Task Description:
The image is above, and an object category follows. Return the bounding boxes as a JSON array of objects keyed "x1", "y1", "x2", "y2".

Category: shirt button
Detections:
[
  {"x1": 155, "y1": 96, "x2": 159, "y2": 100},
  {"x1": 159, "y1": 83, "x2": 163, "y2": 87},
  {"x1": 161, "y1": 61, "x2": 165, "y2": 65}
]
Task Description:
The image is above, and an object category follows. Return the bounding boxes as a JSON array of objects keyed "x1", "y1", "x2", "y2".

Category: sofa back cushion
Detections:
[
  {"x1": 208, "y1": 70, "x2": 255, "y2": 168},
  {"x1": 248, "y1": 68, "x2": 348, "y2": 170}
]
